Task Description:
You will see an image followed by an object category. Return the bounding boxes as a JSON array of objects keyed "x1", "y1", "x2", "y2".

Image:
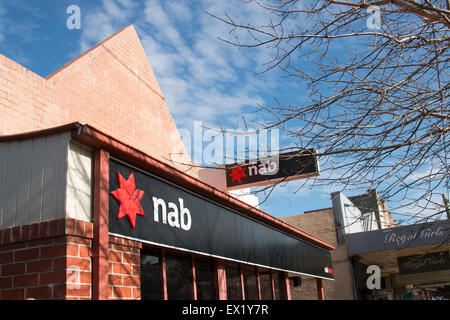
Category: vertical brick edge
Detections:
[{"x1": 108, "y1": 235, "x2": 142, "y2": 300}]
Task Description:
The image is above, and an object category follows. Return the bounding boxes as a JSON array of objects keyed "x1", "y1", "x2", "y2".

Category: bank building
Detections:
[{"x1": 0, "y1": 26, "x2": 335, "y2": 300}]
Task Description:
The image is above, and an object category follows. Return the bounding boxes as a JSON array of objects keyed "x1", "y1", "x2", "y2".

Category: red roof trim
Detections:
[{"x1": 0, "y1": 122, "x2": 82, "y2": 142}]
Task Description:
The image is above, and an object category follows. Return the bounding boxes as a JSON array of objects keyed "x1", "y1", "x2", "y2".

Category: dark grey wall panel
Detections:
[
  {"x1": 0, "y1": 132, "x2": 71, "y2": 229},
  {"x1": 16, "y1": 140, "x2": 33, "y2": 227},
  {"x1": 0, "y1": 143, "x2": 6, "y2": 228},
  {"x1": 29, "y1": 137, "x2": 45, "y2": 224}
]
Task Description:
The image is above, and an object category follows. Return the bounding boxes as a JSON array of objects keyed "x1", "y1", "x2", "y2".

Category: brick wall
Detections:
[
  {"x1": 281, "y1": 210, "x2": 355, "y2": 300},
  {"x1": 0, "y1": 25, "x2": 196, "y2": 178},
  {"x1": 108, "y1": 236, "x2": 142, "y2": 300},
  {"x1": 0, "y1": 218, "x2": 93, "y2": 300}
]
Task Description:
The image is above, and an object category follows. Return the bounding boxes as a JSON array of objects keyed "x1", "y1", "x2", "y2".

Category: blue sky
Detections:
[{"x1": 0, "y1": 0, "x2": 446, "y2": 222}]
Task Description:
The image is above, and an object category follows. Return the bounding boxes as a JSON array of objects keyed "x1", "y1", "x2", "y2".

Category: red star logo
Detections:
[
  {"x1": 110, "y1": 172, "x2": 145, "y2": 228},
  {"x1": 229, "y1": 166, "x2": 247, "y2": 183}
]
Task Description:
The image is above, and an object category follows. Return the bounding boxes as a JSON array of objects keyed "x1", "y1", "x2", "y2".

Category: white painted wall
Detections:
[{"x1": 66, "y1": 142, "x2": 93, "y2": 222}]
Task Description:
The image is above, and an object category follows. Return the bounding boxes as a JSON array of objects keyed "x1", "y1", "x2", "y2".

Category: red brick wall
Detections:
[
  {"x1": 108, "y1": 236, "x2": 142, "y2": 300},
  {"x1": 0, "y1": 218, "x2": 93, "y2": 300}
]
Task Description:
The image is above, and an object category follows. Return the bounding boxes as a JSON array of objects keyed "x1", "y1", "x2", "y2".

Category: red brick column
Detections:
[
  {"x1": 0, "y1": 218, "x2": 93, "y2": 300},
  {"x1": 92, "y1": 148, "x2": 109, "y2": 300},
  {"x1": 316, "y1": 278, "x2": 325, "y2": 300},
  {"x1": 108, "y1": 236, "x2": 142, "y2": 300},
  {"x1": 215, "y1": 260, "x2": 227, "y2": 300}
]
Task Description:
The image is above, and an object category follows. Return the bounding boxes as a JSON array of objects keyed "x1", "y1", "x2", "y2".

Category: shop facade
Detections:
[
  {"x1": 347, "y1": 219, "x2": 450, "y2": 300},
  {"x1": 281, "y1": 191, "x2": 450, "y2": 300},
  {"x1": 0, "y1": 25, "x2": 335, "y2": 300},
  {"x1": 0, "y1": 123, "x2": 334, "y2": 300}
]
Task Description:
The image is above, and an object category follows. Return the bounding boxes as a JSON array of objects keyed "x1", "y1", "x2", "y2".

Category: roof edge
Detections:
[
  {"x1": 0, "y1": 122, "x2": 82, "y2": 142},
  {"x1": 45, "y1": 25, "x2": 134, "y2": 80},
  {"x1": 0, "y1": 122, "x2": 335, "y2": 251}
]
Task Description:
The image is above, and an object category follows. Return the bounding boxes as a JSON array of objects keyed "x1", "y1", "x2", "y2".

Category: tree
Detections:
[{"x1": 209, "y1": 0, "x2": 449, "y2": 222}]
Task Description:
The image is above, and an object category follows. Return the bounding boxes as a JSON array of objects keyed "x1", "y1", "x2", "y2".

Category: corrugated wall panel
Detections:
[
  {"x1": 0, "y1": 143, "x2": 6, "y2": 227},
  {"x1": 42, "y1": 134, "x2": 59, "y2": 222},
  {"x1": 0, "y1": 132, "x2": 71, "y2": 229},
  {"x1": 29, "y1": 137, "x2": 45, "y2": 223},
  {"x1": 4, "y1": 142, "x2": 18, "y2": 228},
  {"x1": 16, "y1": 140, "x2": 33, "y2": 226}
]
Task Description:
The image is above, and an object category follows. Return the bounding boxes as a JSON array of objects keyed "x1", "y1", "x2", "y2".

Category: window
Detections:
[
  {"x1": 242, "y1": 265, "x2": 259, "y2": 300},
  {"x1": 272, "y1": 271, "x2": 285, "y2": 300},
  {"x1": 165, "y1": 252, "x2": 194, "y2": 300},
  {"x1": 140, "y1": 246, "x2": 287, "y2": 300},
  {"x1": 195, "y1": 257, "x2": 217, "y2": 300},
  {"x1": 259, "y1": 269, "x2": 273, "y2": 300},
  {"x1": 141, "y1": 248, "x2": 163, "y2": 300},
  {"x1": 225, "y1": 263, "x2": 242, "y2": 300}
]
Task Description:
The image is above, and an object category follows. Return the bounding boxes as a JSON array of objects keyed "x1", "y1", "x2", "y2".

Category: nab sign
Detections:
[
  {"x1": 225, "y1": 149, "x2": 319, "y2": 190},
  {"x1": 107, "y1": 158, "x2": 333, "y2": 280}
]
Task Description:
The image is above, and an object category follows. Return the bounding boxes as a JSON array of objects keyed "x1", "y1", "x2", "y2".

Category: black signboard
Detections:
[
  {"x1": 108, "y1": 158, "x2": 333, "y2": 279},
  {"x1": 225, "y1": 149, "x2": 319, "y2": 189},
  {"x1": 398, "y1": 251, "x2": 450, "y2": 275}
]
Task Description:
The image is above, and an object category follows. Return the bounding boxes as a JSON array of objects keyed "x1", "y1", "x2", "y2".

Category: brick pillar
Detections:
[
  {"x1": 0, "y1": 218, "x2": 93, "y2": 300},
  {"x1": 316, "y1": 278, "x2": 325, "y2": 300},
  {"x1": 108, "y1": 236, "x2": 142, "y2": 300},
  {"x1": 93, "y1": 148, "x2": 109, "y2": 299},
  {"x1": 215, "y1": 260, "x2": 227, "y2": 300}
]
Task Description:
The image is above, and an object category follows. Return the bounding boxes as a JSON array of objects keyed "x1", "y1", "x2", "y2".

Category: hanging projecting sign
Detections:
[
  {"x1": 225, "y1": 149, "x2": 319, "y2": 190},
  {"x1": 397, "y1": 251, "x2": 450, "y2": 275},
  {"x1": 108, "y1": 158, "x2": 333, "y2": 279}
]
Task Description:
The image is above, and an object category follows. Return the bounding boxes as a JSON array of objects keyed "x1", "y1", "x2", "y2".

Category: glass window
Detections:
[
  {"x1": 165, "y1": 252, "x2": 194, "y2": 300},
  {"x1": 242, "y1": 265, "x2": 259, "y2": 300},
  {"x1": 259, "y1": 269, "x2": 273, "y2": 300},
  {"x1": 141, "y1": 248, "x2": 163, "y2": 300},
  {"x1": 195, "y1": 258, "x2": 217, "y2": 300},
  {"x1": 226, "y1": 263, "x2": 242, "y2": 300},
  {"x1": 272, "y1": 271, "x2": 285, "y2": 300}
]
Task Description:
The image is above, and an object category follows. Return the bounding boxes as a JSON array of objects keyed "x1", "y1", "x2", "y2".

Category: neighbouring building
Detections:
[
  {"x1": 0, "y1": 25, "x2": 335, "y2": 300},
  {"x1": 347, "y1": 189, "x2": 397, "y2": 230},
  {"x1": 281, "y1": 190, "x2": 450, "y2": 300}
]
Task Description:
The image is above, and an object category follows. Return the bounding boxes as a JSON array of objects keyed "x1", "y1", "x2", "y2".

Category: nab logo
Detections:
[
  {"x1": 228, "y1": 160, "x2": 279, "y2": 184},
  {"x1": 152, "y1": 197, "x2": 192, "y2": 231},
  {"x1": 111, "y1": 171, "x2": 192, "y2": 231},
  {"x1": 110, "y1": 172, "x2": 145, "y2": 229}
]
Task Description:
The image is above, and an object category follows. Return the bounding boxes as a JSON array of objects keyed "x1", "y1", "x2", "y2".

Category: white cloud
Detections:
[
  {"x1": 0, "y1": 3, "x2": 5, "y2": 42},
  {"x1": 80, "y1": 10, "x2": 115, "y2": 53},
  {"x1": 143, "y1": 0, "x2": 183, "y2": 47},
  {"x1": 135, "y1": 0, "x2": 272, "y2": 130},
  {"x1": 79, "y1": 0, "x2": 136, "y2": 53},
  {"x1": 166, "y1": 0, "x2": 192, "y2": 22},
  {"x1": 102, "y1": 0, "x2": 131, "y2": 22}
]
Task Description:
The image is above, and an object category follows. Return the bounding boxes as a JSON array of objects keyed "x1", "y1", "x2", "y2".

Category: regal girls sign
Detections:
[
  {"x1": 397, "y1": 251, "x2": 450, "y2": 275},
  {"x1": 383, "y1": 223, "x2": 447, "y2": 247},
  {"x1": 346, "y1": 220, "x2": 450, "y2": 255}
]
